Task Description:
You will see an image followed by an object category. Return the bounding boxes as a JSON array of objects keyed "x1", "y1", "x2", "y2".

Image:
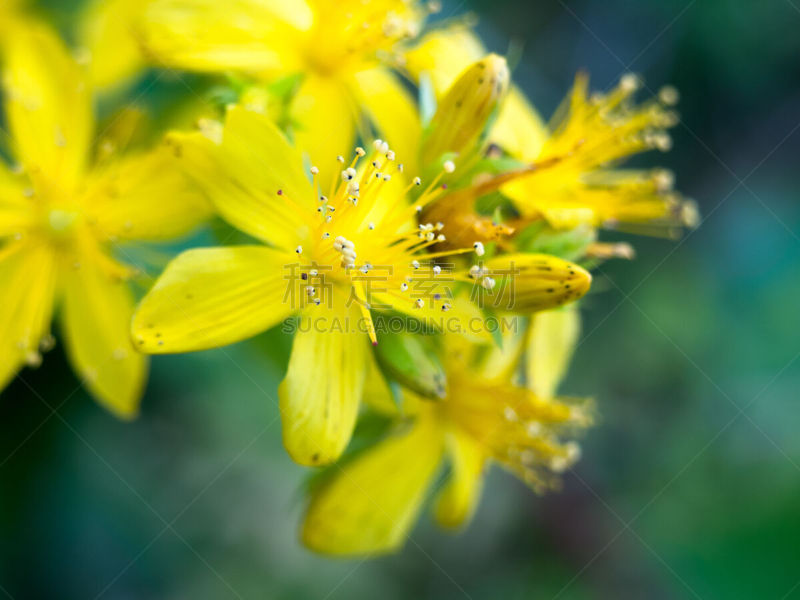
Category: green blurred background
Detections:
[{"x1": 2, "y1": 0, "x2": 799, "y2": 598}]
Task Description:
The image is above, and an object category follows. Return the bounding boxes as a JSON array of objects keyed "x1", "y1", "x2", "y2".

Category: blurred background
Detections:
[{"x1": 2, "y1": 0, "x2": 799, "y2": 598}]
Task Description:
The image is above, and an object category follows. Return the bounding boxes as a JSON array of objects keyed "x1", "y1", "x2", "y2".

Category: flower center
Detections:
[
  {"x1": 46, "y1": 208, "x2": 80, "y2": 235},
  {"x1": 444, "y1": 376, "x2": 591, "y2": 493},
  {"x1": 283, "y1": 140, "x2": 481, "y2": 344}
]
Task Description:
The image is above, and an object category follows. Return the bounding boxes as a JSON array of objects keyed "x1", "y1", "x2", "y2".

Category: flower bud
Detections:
[
  {"x1": 421, "y1": 54, "x2": 510, "y2": 166},
  {"x1": 483, "y1": 253, "x2": 591, "y2": 313}
]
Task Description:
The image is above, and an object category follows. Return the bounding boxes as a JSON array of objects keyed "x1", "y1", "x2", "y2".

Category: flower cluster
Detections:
[{"x1": 0, "y1": 0, "x2": 696, "y2": 556}]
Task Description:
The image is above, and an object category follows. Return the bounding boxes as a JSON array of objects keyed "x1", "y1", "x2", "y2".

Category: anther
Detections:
[
  {"x1": 620, "y1": 73, "x2": 640, "y2": 93},
  {"x1": 473, "y1": 241, "x2": 485, "y2": 256},
  {"x1": 659, "y1": 85, "x2": 680, "y2": 106},
  {"x1": 443, "y1": 160, "x2": 455, "y2": 173}
]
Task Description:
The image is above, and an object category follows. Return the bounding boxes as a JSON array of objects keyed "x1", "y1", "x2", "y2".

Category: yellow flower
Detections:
[
  {"x1": 0, "y1": 22, "x2": 209, "y2": 417},
  {"x1": 301, "y1": 330, "x2": 591, "y2": 556},
  {"x1": 131, "y1": 105, "x2": 591, "y2": 466},
  {"x1": 406, "y1": 25, "x2": 698, "y2": 243},
  {"x1": 138, "y1": 0, "x2": 431, "y2": 188}
]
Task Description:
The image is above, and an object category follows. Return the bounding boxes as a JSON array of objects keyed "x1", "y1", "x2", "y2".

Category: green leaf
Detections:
[{"x1": 516, "y1": 223, "x2": 597, "y2": 261}]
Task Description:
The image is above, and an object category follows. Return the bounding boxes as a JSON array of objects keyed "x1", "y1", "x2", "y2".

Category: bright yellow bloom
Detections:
[
  {"x1": 0, "y1": 22, "x2": 208, "y2": 417},
  {"x1": 131, "y1": 105, "x2": 591, "y2": 466},
  {"x1": 302, "y1": 331, "x2": 591, "y2": 556},
  {"x1": 138, "y1": 0, "x2": 430, "y2": 188},
  {"x1": 406, "y1": 25, "x2": 697, "y2": 243}
]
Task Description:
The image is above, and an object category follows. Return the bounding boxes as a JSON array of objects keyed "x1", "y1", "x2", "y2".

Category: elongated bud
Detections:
[
  {"x1": 482, "y1": 253, "x2": 591, "y2": 313},
  {"x1": 421, "y1": 54, "x2": 510, "y2": 166}
]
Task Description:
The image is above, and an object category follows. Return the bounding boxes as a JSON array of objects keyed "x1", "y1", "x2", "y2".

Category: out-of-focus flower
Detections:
[
  {"x1": 137, "y1": 0, "x2": 433, "y2": 188},
  {"x1": 406, "y1": 25, "x2": 698, "y2": 248},
  {"x1": 131, "y1": 106, "x2": 590, "y2": 466},
  {"x1": 0, "y1": 22, "x2": 209, "y2": 417},
  {"x1": 301, "y1": 330, "x2": 591, "y2": 556},
  {"x1": 77, "y1": 0, "x2": 150, "y2": 92}
]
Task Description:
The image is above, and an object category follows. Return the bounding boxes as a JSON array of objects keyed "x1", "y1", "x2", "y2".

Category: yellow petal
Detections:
[
  {"x1": 353, "y1": 67, "x2": 421, "y2": 174},
  {"x1": 279, "y1": 301, "x2": 366, "y2": 466},
  {"x1": 79, "y1": 0, "x2": 148, "y2": 91},
  {"x1": 0, "y1": 1, "x2": 24, "y2": 37},
  {"x1": 434, "y1": 428, "x2": 486, "y2": 530},
  {"x1": 61, "y1": 252, "x2": 147, "y2": 419},
  {"x1": 490, "y1": 88, "x2": 549, "y2": 160},
  {"x1": 0, "y1": 242, "x2": 57, "y2": 391},
  {"x1": 132, "y1": 245, "x2": 296, "y2": 353},
  {"x1": 83, "y1": 144, "x2": 211, "y2": 242},
  {"x1": 141, "y1": 0, "x2": 308, "y2": 74},
  {"x1": 474, "y1": 325, "x2": 527, "y2": 383},
  {"x1": 291, "y1": 74, "x2": 356, "y2": 192},
  {"x1": 302, "y1": 415, "x2": 444, "y2": 556},
  {"x1": 526, "y1": 306, "x2": 580, "y2": 399},
  {"x1": 167, "y1": 106, "x2": 314, "y2": 250},
  {"x1": 484, "y1": 253, "x2": 592, "y2": 313},
  {"x1": 0, "y1": 163, "x2": 33, "y2": 239},
  {"x1": 2, "y1": 22, "x2": 92, "y2": 191},
  {"x1": 404, "y1": 25, "x2": 485, "y2": 93}
]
